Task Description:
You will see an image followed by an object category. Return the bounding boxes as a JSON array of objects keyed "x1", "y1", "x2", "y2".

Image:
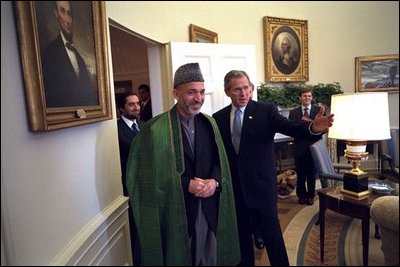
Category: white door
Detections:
[{"x1": 169, "y1": 42, "x2": 256, "y2": 115}]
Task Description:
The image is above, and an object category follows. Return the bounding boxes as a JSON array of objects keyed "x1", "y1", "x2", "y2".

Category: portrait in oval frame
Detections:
[
  {"x1": 264, "y1": 16, "x2": 309, "y2": 82},
  {"x1": 271, "y1": 26, "x2": 301, "y2": 75}
]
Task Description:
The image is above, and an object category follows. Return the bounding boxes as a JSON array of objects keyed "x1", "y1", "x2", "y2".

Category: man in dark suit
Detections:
[
  {"x1": 117, "y1": 91, "x2": 143, "y2": 265},
  {"x1": 117, "y1": 92, "x2": 143, "y2": 195},
  {"x1": 213, "y1": 70, "x2": 334, "y2": 266},
  {"x1": 42, "y1": 1, "x2": 98, "y2": 107},
  {"x1": 137, "y1": 84, "x2": 153, "y2": 122},
  {"x1": 289, "y1": 88, "x2": 325, "y2": 206}
]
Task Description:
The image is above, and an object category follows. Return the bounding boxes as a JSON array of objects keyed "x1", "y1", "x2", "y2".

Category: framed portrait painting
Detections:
[
  {"x1": 263, "y1": 16, "x2": 309, "y2": 82},
  {"x1": 14, "y1": 1, "x2": 112, "y2": 131},
  {"x1": 355, "y1": 54, "x2": 399, "y2": 93},
  {"x1": 189, "y1": 24, "x2": 218, "y2": 43}
]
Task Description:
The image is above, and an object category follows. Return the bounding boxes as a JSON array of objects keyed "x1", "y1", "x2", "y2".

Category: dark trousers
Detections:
[
  {"x1": 251, "y1": 213, "x2": 263, "y2": 243},
  {"x1": 128, "y1": 204, "x2": 141, "y2": 266},
  {"x1": 295, "y1": 151, "x2": 316, "y2": 199},
  {"x1": 235, "y1": 193, "x2": 289, "y2": 266}
]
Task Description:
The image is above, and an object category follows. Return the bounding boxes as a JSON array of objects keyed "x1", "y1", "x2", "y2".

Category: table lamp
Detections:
[{"x1": 328, "y1": 92, "x2": 390, "y2": 197}]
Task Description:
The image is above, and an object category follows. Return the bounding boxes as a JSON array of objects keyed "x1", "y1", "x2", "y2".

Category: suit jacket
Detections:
[
  {"x1": 42, "y1": 35, "x2": 98, "y2": 107},
  {"x1": 213, "y1": 100, "x2": 320, "y2": 209},
  {"x1": 140, "y1": 98, "x2": 153, "y2": 122},
  {"x1": 288, "y1": 105, "x2": 323, "y2": 157},
  {"x1": 180, "y1": 114, "x2": 221, "y2": 236},
  {"x1": 117, "y1": 118, "x2": 143, "y2": 195}
]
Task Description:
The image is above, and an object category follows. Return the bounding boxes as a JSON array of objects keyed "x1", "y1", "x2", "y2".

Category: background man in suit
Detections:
[
  {"x1": 213, "y1": 70, "x2": 334, "y2": 266},
  {"x1": 289, "y1": 88, "x2": 325, "y2": 205},
  {"x1": 42, "y1": 1, "x2": 98, "y2": 107},
  {"x1": 137, "y1": 84, "x2": 153, "y2": 122},
  {"x1": 117, "y1": 92, "x2": 143, "y2": 196},
  {"x1": 116, "y1": 91, "x2": 143, "y2": 265}
]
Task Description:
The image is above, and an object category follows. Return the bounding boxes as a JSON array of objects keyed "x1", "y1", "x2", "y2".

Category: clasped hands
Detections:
[{"x1": 189, "y1": 177, "x2": 218, "y2": 198}]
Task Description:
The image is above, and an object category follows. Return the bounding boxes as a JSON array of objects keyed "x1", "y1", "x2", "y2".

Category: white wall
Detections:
[
  {"x1": 1, "y1": 1, "x2": 129, "y2": 265},
  {"x1": 1, "y1": 1, "x2": 399, "y2": 265},
  {"x1": 106, "y1": 1, "x2": 399, "y2": 127}
]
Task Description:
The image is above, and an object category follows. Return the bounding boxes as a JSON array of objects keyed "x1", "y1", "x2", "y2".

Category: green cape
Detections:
[{"x1": 126, "y1": 106, "x2": 240, "y2": 265}]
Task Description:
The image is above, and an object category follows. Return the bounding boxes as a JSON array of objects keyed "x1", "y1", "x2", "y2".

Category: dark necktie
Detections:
[
  {"x1": 132, "y1": 122, "x2": 140, "y2": 134},
  {"x1": 65, "y1": 42, "x2": 83, "y2": 77},
  {"x1": 66, "y1": 42, "x2": 77, "y2": 54},
  {"x1": 232, "y1": 108, "x2": 242, "y2": 154},
  {"x1": 304, "y1": 107, "x2": 310, "y2": 118}
]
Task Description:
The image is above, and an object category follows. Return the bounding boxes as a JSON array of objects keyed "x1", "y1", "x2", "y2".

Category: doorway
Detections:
[
  {"x1": 109, "y1": 19, "x2": 161, "y2": 118},
  {"x1": 108, "y1": 19, "x2": 257, "y2": 117}
]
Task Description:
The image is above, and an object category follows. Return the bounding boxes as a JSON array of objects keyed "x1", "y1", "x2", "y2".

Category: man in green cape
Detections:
[{"x1": 126, "y1": 63, "x2": 240, "y2": 266}]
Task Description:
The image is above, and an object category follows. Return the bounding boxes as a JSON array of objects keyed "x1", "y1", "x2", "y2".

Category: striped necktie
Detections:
[
  {"x1": 232, "y1": 108, "x2": 242, "y2": 154},
  {"x1": 304, "y1": 107, "x2": 310, "y2": 118},
  {"x1": 132, "y1": 122, "x2": 140, "y2": 134}
]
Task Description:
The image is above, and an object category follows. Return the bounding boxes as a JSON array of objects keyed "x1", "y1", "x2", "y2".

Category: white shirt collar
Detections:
[
  {"x1": 142, "y1": 98, "x2": 150, "y2": 106},
  {"x1": 121, "y1": 115, "x2": 137, "y2": 128},
  {"x1": 231, "y1": 104, "x2": 245, "y2": 115},
  {"x1": 60, "y1": 31, "x2": 69, "y2": 46}
]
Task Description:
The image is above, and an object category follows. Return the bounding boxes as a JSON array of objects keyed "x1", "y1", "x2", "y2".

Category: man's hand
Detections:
[
  {"x1": 311, "y1": 105, "x2": 334, "y2": 133},
  {"x1": 189, "y1": 177, "x2": 218, "y2": 198}
]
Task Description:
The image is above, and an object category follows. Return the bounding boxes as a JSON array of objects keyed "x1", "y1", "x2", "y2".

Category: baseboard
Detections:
[{"x1": 50, "y1": 196, "x2": 132, "y2": 266}]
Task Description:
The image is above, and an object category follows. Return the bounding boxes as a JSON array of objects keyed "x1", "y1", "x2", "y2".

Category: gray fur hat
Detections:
[{"x1": 173, "y1": 63, "x2": 204, "y2": 89}]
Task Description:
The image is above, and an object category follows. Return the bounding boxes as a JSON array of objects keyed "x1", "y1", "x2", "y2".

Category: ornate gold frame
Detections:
[
  {"x1": 355, "y1": 54, "x2": 399, "y2": 93},
  {"x1": 263, "y1": 16, "x2": 309, "y2": 82},
  {"x1": 189, "y1": 24, "x2": 218, "y2": 43},
  {"x1": 14, "y1": 1, "x2": 112, "y2": 131}
]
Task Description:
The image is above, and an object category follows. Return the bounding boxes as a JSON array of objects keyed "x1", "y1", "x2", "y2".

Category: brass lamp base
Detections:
[
  {"x1": 340, "y1": 188, "x2": 370, "y2": 198},
  {"x1": 341, "y1": 140, "x2": 370, "y2": 198},
  {"x1": 341, "y1": 171, "x2": 369, "y2": 198}
]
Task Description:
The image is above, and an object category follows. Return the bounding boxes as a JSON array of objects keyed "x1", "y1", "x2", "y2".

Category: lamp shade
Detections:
[{"x1": 328, "y1": 92, "x2": 390, "y2": 141}]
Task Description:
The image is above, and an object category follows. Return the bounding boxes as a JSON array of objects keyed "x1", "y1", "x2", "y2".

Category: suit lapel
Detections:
[
  {"x1": 219, "y1": 107, "x2": 232, "y2": 142},
  {"x1": 310, "y1": 105, "x2": 319, "y2": 118},
  {"x1": 123, "y1": 121, "x2": 135, "y2": 139},
  {"x1": 242, "y1": 100, "x2": 257, "y2": 136},
  {"x1": 295, "y1": 107, "x2": 303, "y2": 120}
]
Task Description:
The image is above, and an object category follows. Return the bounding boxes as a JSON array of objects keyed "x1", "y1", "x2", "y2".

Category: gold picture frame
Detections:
[
  {"x1": 263, "y1": 16, "x2": 309, "y2": 82},
  {"x1": 14, "y1": 1, "x2": 112, "y2": 132},
  {"x1": 189, "y1": 24, "x2": 218, "y2": 43},
  {"x1": 355, "y1": 54, "x2": 399, "y2": 93}
]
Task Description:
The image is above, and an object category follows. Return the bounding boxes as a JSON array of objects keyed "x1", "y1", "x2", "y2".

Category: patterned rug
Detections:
[{"x1": 283, "y1": 201, "x2": 385, "y2": 266}]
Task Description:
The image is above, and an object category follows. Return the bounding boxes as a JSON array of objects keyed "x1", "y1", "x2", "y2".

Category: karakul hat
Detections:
[{"x1": 173, "y1": 63, "x2": 204, "y2": 89}]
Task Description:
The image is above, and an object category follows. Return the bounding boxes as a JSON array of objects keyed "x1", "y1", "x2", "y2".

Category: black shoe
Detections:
[
  {"x1": 255, "y1": 237, "x2": 265, "y2": 249},
  {"x1": 298, "y1": 198, "x2": 306, "y2": 205},
  {"x1": 375, "y1": 227, "x2": 381, "y2": 239},
  {"x1": 375, "y1": 231, "x2": 381, "y2": 239},
  {"x1": 306, "y1": 198, "x2": 314, "y2": 205}
]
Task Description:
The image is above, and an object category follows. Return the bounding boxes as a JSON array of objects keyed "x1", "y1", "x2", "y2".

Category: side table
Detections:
[{"x1": 317, "y1": 186, "x2": 381, "y2": 266}]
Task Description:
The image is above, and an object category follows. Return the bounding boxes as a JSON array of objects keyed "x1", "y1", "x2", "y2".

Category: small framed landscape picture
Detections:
[{"x1": 355, "y1": 54, "x2": 399, "y2": 93}]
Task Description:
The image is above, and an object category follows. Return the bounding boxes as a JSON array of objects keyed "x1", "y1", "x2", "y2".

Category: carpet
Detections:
[{"x1": 283, "y1": 201, "x2": 385, "y2": 266}]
